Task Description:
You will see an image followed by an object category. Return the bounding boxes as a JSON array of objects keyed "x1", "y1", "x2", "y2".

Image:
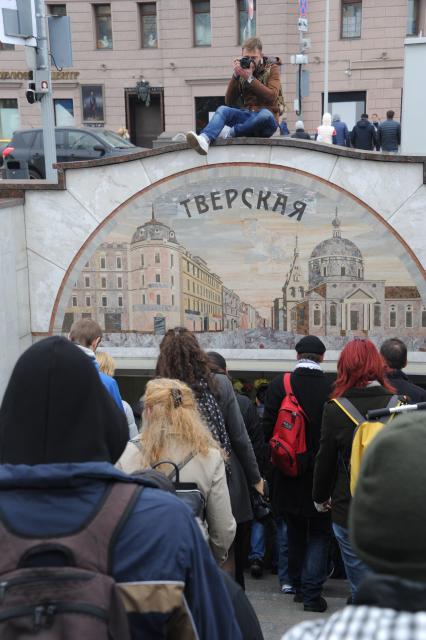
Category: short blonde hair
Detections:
[
  {"x1": 242, "y1": 36, "x2": 263, "y2": 52},
  {"x1": 139, "y1": 378, "x2": 223, "y2": 470},
  {"x1": 95, "y1": 351, "x2": 116, "y2": 376}
]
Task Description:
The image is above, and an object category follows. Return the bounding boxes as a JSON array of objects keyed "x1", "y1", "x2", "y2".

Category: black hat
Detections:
[{"x1": 295, "y1": 335, "x2": 326, "y2": 355}]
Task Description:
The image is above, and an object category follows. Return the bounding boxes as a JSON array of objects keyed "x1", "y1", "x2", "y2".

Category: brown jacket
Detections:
[{"x1": 225, "y1": 61, "x2": 282, "y2": 122}]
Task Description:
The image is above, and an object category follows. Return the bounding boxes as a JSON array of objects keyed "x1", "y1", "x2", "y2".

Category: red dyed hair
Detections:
[{"x1": 333, "y1": 339, "x2": 395, "y2": 398}]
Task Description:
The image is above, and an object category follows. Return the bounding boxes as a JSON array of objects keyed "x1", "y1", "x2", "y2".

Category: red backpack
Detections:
[{"x1": 269, "y1": 373, "x2": 308, "y2": 477}]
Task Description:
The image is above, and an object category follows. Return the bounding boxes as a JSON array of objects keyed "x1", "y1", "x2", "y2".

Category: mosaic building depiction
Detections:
[
  {"x1": 272, "y1": 212, "x2": 426, "y2": 338},
  {"x1": 63, "y1": 213, "x2": 265, "y2": 334}
]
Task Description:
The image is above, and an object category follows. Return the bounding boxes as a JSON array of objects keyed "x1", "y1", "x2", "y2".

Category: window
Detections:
[
  {"x1": 187, "y1": 279, "x2": 190, "y2": 290},
  {"x1": 101, "y1": 296, "x2": 108, "y2": 307},
  {"x1": 156, "y1": 294, "x2": 161, "y2": 305},
  {"x1": 142, "y1": 294, "x2": 146, "y2": 304},
  {"x1": 86, "y1": 296, "x2": 91, "y2": 306},
  {"x1": 100, "y1": 256, "x2": 106, "y2": 269},
  {"x1": 101, "y1": 277, "x2": 107, "y2": 288},
  {"x1": 141, "y1": 274, "x2": 145, "y2": 287},
  {"x1": 341, "y1": 1, "x2": 362, "y2": 39},
  {"x1": 94, "y1": 4, "x2": 113, "y2": 49},
  {"x1": 118, "y1": 296, "x2": 123, "y2": 307},
  {"x1": 85, "y1": 276, "x2": 90, "y2": 287},
  {"x1": 422, "y1": 307, "x2": 426, "y2": 327},
  {"x1": 116, "y1": 256, "x2": 122, "y2": 269},
  {"x1": 341, "y1": 266, "x2": 346, "y2": 276},
  {"x1": 68, "y1": 130, "x2": 98, "y2": 151},
  {"x1": 171, "y1": 275, "x2": 174, "y2": 286},
  {"x1": 140, "y1": 2, "x2": 157, "y2": 48},
  {"x1": 82, "y1": 313, "x2": 91, "y2": 320},
  {"x1": 72, "y1": 296, "x2": 78, "y2": 307},
  {"x1": 170, "y1": 254, "x2": 174, "y2": 268},
  {"x1": 313, "y1": 305, "x2": 321, "y2": 326},
  {"x1": 155, "y1": 253, "x2": 160, "y2": 264},
  {"x1": 0, "y1": 42, "x2": 14, "y2": 50},
  {"x1": 172, "y1": 294, "x2": 175, "y2": 305},
  {"x1": 48, "y1": 4, "x2": 67, "y2": 15},
  {"x1": 405, "y1": 305, "x2": 413, "y2": 328},
  {"x1": 0, "y1": 99, "x2": 19, "y2": 140},
  {"x1": 322, "y1": 266, "x2": 327, "y2": 276},
  {"x1": 155, "y1": 273, "x2": 161, "y2": 283},
  {"x1": 407, "y1": 0, "x2": 419, "y2": 35},
  {"x1": 193, "y1": 1, "x2": 211, "y2": 46},
  {"x1": 374, "y1": 303, "x2": 381, "y2": 327},
  {"x1": 53, "y1": 98, "x2": 74, "y2": 126},
  {"x1": 389, "y1": 305, "x2": 397, "y2": 328},
  {"x1": 84, "y1": 261, "x2": 90, "y2": 268},
  {"x1": 238, "y1": 0, "x2": 256, "y2": 44},
  {"x1": 330, "y1": 304, "x2": 337, "y2": 326},
  {"x1": 117, "y1": 276, "x2": 122, "y2": 289},
  {"x1": 141, "y1": 253, "x2": 144, "y2": 267}
]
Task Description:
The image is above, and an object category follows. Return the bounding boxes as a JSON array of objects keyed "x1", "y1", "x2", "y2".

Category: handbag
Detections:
[{"x1": 151, "y1": 454, "x2": 206, "y2": 522}]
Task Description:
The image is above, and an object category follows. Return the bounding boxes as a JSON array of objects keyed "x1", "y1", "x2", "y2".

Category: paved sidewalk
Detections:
[{"x1": 245, "y1": 573, "x2": 348, "y2": 640}]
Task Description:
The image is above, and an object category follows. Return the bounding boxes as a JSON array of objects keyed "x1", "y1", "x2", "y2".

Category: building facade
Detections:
[{"x1": 1, "y1": 0, "x2": 424, "y2": 145}]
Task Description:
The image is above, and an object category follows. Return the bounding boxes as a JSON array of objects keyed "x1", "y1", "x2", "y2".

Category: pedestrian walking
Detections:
[
  {"x1": 0, "y1": 337, "x2": 242, "y2": 640},
  {"x1": 313, "y1": 339, "x2": 402, "y2": 601},
  {"x1": 377, "y1": 110, "x2": 401, "y2": 152},
  {"x1": 155, "y1": 327, "x2": 263, "y2": 589},
  {"x1": 282, "y1": 411, "x2": 426, "y2": 640},
  {"x1": 350, "y1": 113, "x2": 377, "y2": 150},
  {"x1": 118, "y1": 377, "x2": 236, "y2": 565},
  {"x1": 291, "y1": 120, "x2": 311, "y2": 140},
  {"x1": 315, "y1": 113, "x2": 336, "y2": 144},
  {"x1": 331, "y1": 114, "x2": 350, "y2": 147},
  {"x1": 263, "y1": 336, "x2": 332, "y2": 612}
]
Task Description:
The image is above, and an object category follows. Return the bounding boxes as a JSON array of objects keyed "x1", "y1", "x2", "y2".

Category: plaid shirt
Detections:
[{"x1": 282, "y1": 605, "x2": 426, "y2": 640}]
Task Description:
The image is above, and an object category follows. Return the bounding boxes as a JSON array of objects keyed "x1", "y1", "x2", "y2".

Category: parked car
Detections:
[{"x1": 2, "y1": 127, "x2": 145, "y2": 179}]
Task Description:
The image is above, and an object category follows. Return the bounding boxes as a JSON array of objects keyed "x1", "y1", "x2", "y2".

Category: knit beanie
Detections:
[
  {"x1": 350, "y1": 411, "x2": 426, "y2": 582},
  {"x1": 295, "y1": 120, "x2": 304, "y2": 130}
]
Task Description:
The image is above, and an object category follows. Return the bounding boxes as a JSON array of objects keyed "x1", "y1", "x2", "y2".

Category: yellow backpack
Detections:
[{"x1": 332, "y1": 396, "x2": 400, "y2": 495}]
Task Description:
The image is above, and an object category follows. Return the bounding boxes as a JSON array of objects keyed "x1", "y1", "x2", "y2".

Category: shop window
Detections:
[
  {"x1": 407, "y1": 0, "x2": 419, "y2": 35},
  {"x1": 0, "y1": 99, "x2": 19, "y2": 140},
  {"x1": 94, "y1": 4, "x2": 113, "y2": 49},
  {"x1": 238, "y1": 0, "x2": 256, "y2": 44},
  {"x1": 341, "y1": 0, "x2": 362, "y2": 38},
  {"x1": 53, "y1": 98, "x2": 74, "y2": 126},
  {"x1": 140, "y1": 2, "x2": 157, "y2": 48},
  {"x1": 192, "y1": 1, "x2": 211, "y2": 46},
  {"x1": 48, "y1": 4, "x2": 67, "y2": 15}
]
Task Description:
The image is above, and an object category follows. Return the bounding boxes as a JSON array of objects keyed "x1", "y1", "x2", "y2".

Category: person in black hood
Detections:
[
  {"x1": 350, "y1": 113, "x2": 378, "y2": 151},
  {"x1": 0, "y1": 336, "x2": 128, "y2": 465}
]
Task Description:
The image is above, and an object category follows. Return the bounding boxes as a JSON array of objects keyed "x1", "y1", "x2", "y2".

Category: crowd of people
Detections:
[{"x1": 0, "y1": 315, "x2": 424, "y2": 638}]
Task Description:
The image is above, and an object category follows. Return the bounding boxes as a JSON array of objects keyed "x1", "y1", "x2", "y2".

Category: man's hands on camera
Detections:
[{"x1": 233, "y1": 58, "x2": 255, "y2": 81}]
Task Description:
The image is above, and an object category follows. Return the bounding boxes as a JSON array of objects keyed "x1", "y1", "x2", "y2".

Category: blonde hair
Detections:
[
  {"x1": 242, "y1": 36, "x2": 263, "y2": 52},
  {"x1": 96, "y1": 351, "x2": 116, "y2": 376},
  {"x1": 139, "y1": 378, "x2": 222, "y2": 470}
]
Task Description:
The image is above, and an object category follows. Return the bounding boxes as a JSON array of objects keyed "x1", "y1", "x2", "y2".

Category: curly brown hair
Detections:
[{"x1": 155, "y1": 327, "x2": 217, "y2": 397}]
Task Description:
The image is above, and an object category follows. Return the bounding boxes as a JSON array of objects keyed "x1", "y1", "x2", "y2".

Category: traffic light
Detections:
[{"x1": 26, "y1": 81, "x2": 38, "y2": 104}]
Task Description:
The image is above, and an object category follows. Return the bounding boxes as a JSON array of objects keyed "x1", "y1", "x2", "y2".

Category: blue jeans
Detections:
[
  {"x1": 332, "y1": 522, "x2": 370, "y2": 600},
  {"x1": 276, "y1": 517, "x2": 291, "y2": 586},
  {"x1": 287, "y1": 514, "x2": 331, "y2": 604},
  {"x1": 202, "y1": 105, "x2": 277, "y2": 142},
  {"x1": 248, "y1": 521, "x2": 265, "y2": 562}
]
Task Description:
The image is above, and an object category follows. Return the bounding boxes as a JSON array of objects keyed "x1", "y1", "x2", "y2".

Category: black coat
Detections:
[
  {"x1": 386, "y1": 370, "x2": 426, "y2": 404},
  {"x1": 236, "y1": 393, "x2": 268, "y2": 475},
  {"x1": 351, "y1": 119, "x2": 377, "y2": 150},
  {"x1": 291, "y1": 130, "x2": 311, "y2": 140},
  {"x1": 378, "y1": 119, "x2": 401, "y2": 151},
  {"x1": 313, "y1": 385, "x2": 399, "y2": 528},
  {"x1": 263, "y1": 368, "x2": 332, "y2": 518}
]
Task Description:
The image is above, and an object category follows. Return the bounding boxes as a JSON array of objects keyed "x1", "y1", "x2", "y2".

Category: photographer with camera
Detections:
[{"x1": 186, "y1": 37, "x2": 283, "y2": 155}]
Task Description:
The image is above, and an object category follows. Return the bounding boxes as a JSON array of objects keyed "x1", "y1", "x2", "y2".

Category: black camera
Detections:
[
  {"x1": 251, "y1": 480, "x2": 273, "y2": 524},
  {"x1": 240, "y1": 56, "x2": 254, "y2": 69}
]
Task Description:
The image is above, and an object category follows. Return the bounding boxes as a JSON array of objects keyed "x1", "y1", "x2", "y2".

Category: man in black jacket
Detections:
[
  {"x1": 380, "y1": 338, "x2": 426, "y2": 403},
  {"x1": 351, "y1": 113, "x2": 378, "y2": 151},
  {"x1": 378, "y1": 110, "x2": 401, "y2": 152},
  {"x1": 263, "y1": 336, "x2": 332, "y2": 612}
]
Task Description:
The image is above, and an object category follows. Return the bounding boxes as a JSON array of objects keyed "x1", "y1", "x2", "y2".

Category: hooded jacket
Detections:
[
  {"x1": 225, "y1": 57, "x2": 283, "y2": 122},
  {"x1": 316, "y1": 113, "x2": 336, "y2": 144},
  {"x1": 351, "y1": 118, "x2": 378, "y2": 150},
  {"x1": 0, "y1": 338, "x2": 242, "y2": 640}
]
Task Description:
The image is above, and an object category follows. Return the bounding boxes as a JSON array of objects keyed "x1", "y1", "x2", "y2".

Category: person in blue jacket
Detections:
[
  {"x1": 331, "y1": 114, "x2": 350, "y2": 147},
  {"x1": 0, "y1": 336, "x2": 242, "y2": 640},
  {"x1": 69, "y1": 318, "x2": 123, "y2": 410}
]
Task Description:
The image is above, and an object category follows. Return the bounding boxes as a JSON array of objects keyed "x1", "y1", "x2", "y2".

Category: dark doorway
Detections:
[
  {"x1": 126, "y1": 88, "x2": 164, "y2": 148},
  {"x1": 105, "y1": 313, "x2": 122, "y2": 332}
]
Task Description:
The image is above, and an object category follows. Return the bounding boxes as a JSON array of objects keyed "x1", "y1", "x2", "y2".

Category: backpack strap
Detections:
[
  {"x1": 166, "y1": 452, "x2": 195, "y2": 481},
  {"x1": 0, "y1": 482, "x2": 141, "y2": 576},
  {"x1": 332, "y1": 398, "x2": 365, "y2": 426},
  {"x1": 283, "y1": 372, "x2": 292, "y2": 397}
]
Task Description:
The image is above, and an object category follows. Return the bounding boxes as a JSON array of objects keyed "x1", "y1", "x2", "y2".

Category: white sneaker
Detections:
[
  {"x1": 186, "y1": 131, "x2": 210, "y2": 155},
  {"x1": 218, "y1": 126, "x2": 233, "y2": 139}
]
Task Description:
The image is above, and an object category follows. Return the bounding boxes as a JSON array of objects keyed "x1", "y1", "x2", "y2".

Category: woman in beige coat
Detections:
[{"x1": 117, "y1": 378, "x2": 236, "y2": 565}]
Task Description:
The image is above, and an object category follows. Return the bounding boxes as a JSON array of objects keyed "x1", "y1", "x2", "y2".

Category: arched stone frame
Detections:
[{"x1": 48, "y1": 161, "x2": 426, "y2": 335}]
